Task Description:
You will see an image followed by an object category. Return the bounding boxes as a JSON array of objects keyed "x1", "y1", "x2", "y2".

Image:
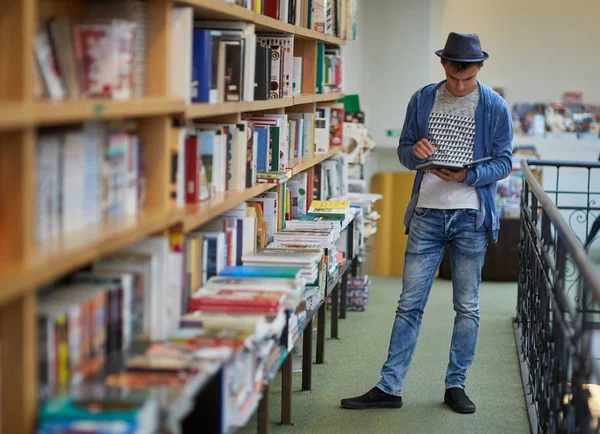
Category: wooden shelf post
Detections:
[{"x1": 0, "y1": 293, "x2": 38, "y2": 434}]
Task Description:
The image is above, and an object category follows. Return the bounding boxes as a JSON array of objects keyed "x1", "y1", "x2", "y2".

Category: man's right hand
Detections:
[{"x1": 413, "y1": 139, "x2": 436, "y2": 160}]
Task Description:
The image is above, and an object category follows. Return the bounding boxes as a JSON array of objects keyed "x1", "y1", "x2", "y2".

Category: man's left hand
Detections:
[{"x1": 431, "y1": 168, "x2": 467, "y2": 183}]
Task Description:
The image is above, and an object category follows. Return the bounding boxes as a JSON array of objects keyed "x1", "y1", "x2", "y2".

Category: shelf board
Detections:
[
  {"x1": 294, "y1": 25, "x2": 327, "y2": 42},
  {"x1": 185, "y1": 98, "x2": 294, "y2": 118},
  {"x1": 325, "y1": 34, "x2": 345, "y2": 45},
  {"x1": 0, "y1": 210, "x2": 178, "y2": 307},
  {"x1": 293, "y1": 93, "x2": 344, "y2": 105},
  {"x1": 179, "y1": 0, "x2": 295, "y2": 33},
  {"x1": 182, "y1": 183, "x2": 275, "y2": 232},
  {"x1": 0, "y1": 98, "x2": 185, "y2": 131},
  {"x1": 290, "y1": 146, "x2": 342, "y2": 175},
  {"x1": 34, "y1": 98, "x2": 185, "y2": 127}
]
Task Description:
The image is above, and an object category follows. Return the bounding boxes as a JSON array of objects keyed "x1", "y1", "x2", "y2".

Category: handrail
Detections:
[
  {"x1": 525, "y1": 160, "x2": 600, "y2": 169},
  {"x1": 521, "y1": 159, "x2": 600, "y2": 298}
]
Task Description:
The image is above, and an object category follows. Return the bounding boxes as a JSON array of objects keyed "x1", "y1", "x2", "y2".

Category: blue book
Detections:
[
  {"x1": 38, "y1": 394, "x2": 156, "y2": 434},
  {"x1": 220, "y1": 265, "x2": 302, "y2": 279},
  {"x1": 191, "y1": 29, "x2": 211, "y2": 103},
  {"x1": 255, "y1": 126, "x2": 269, "y2": 171}
]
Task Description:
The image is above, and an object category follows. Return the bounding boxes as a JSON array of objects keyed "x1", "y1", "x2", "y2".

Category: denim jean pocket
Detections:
[
  {"x1": 461, "y1": 208, "x2": 478, "y2": 219},
  {"x1": 414, "y1": 207, "x2": 430, "y2": 217}
]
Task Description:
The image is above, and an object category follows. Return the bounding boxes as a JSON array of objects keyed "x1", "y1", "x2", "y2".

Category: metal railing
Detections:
[{"x1": 516, "y1": 160, "x2": 600, "y2": 434}]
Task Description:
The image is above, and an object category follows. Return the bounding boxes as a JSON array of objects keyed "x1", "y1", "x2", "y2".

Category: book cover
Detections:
[{"x1": 191, "y1": 29, "x2": 211, "y2": 103}]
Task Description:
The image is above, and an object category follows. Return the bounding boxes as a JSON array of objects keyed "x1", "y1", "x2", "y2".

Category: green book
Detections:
[{"x1": 269, "y1": 126, "x2": 280, "y2": 171}]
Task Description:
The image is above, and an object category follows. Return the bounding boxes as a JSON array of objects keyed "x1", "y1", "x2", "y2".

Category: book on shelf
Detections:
[
  {"x1": 36, "y1": 121, "x2": 144, "y2": 244},
  {"x1": 310, "y1": 0, "x2": 357, "y2": 39},
  {"x1": 35, "y1": 1, "x2": 147, "y2": 101}
]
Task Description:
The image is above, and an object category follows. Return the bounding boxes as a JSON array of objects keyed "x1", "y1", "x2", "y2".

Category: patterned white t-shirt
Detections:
[{"x1": 416, "y1": 84, "x2": 480, "y2": 210}]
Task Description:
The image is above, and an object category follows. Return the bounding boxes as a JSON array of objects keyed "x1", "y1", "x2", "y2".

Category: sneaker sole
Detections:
[
  {"x1": 444, "y1": 398, "x2": 476, "y2": 414},
  {"x1": 341, "y1": 400, "x2": 403, "y2": 410}
]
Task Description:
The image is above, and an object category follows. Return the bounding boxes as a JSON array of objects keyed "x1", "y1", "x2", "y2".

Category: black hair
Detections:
[{"x1": 441, "y1": 58, "x2": 483, "y2": 72}]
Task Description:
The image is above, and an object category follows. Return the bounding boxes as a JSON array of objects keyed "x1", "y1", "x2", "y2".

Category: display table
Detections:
[{"x1": 439, "y1": 217, "x2": 520, "y2": 282}]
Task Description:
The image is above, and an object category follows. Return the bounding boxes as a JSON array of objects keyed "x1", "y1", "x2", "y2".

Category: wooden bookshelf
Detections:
[
  {"x1": 0, "y1": 146, "x2": 341, "y2": 307},
  {"x1": 0, "y1": 0, "x2": 350, "y2": 431}
]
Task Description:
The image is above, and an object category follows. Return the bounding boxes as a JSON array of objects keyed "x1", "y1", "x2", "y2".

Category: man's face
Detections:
[{"x1": 443, "y1": 62, "x2": 481, "y2": 97}]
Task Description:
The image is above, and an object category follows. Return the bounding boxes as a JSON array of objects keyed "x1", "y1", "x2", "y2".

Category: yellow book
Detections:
[
  {"x1": 56, "y1": 313, "x2": 69, "y2": 386},
  {"x1": 254, "y1": 0, "x2": 262, "y2": 14},
  {"x1": 310, "y1": 200, "x2": 350, "y2": 210}
]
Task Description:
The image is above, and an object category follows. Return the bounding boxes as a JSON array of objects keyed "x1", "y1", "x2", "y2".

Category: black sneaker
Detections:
[
  {"x1": 341, "y1": 386, "x2": 403, "y2": 410},
  {"x1": 444, "y1": 388, "x2": 476, "y2": 413}
]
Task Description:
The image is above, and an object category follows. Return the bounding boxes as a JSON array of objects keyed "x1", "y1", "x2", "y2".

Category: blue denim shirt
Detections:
[{"x1": 397, "y1": 80, "x2": 513, "y2": 243}]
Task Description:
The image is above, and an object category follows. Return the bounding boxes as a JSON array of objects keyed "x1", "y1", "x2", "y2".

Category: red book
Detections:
[
  {"x1": 185, "y1": 135, "x2": 200, "y2": 204},
  {"x1": 189, "y1": 289, "x2": 286, "y2": 314},
  {"x1": 263, "y1": 0, "x2": 280, "y2": 19}
]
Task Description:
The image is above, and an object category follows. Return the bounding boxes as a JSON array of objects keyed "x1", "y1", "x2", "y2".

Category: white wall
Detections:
[
  {"x1": 342, "y1": 0, "x2": 435, "y2": 149},
  {"x1": 344, "y1": 0, "x2": 600, "y2": 151},
  {"x1": 430, "y1": 0, "x2": 600, "y2": 104}
]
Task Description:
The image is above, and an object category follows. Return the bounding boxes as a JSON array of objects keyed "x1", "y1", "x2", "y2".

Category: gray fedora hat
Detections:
[{"x1": 435, "y1": 32, "x2": 489, "y2": 63}]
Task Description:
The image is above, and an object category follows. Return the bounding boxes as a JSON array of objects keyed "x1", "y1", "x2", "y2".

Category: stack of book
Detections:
[{"x1": 36, "y1": 121, "x2": 143, "y2": 243}]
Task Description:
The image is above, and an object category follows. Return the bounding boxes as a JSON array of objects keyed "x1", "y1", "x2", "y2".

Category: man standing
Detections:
[{"x1": 341, "y1": 32, "x2": 513, "y2": 414}]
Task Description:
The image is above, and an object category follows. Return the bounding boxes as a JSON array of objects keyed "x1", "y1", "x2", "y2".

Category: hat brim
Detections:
[{"x1": 435, "y1": 49, "x2": 489, "y2": 62}]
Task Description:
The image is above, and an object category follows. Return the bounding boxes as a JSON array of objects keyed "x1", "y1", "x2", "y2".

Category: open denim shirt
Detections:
[{"x1": 397, "y1": 80, "x2": 513, "y2": 243}]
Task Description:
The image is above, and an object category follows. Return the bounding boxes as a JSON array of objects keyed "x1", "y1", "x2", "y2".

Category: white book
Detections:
[
  {"x1": 314, "y1": 117, "x2": 330, "y2": 154},
  {"x1": 167, "y1": 247, "x2": 184, "y2": 336},
  {"x1": 83, "y1": 122, "x2": 105, "y2": 227},
  {"x1": 303, "y1": 113, "x2": 314, "y2": 156},
  {"x1": 34, "y1": 28, "x2": 66, "y2": 100},
  {"x1": 123, "y1": 238, "x2": 170, "y2": 341},
  {"x1": 243, "y1": 215, "x2": 257, "y2": 255},
  {"x1": 280, "y1": 0, "x2": 289, "y2": 23},
  {"x1": 62, "y1": 130, "x2": 86, "y2": 234},
  {"x1": 124, "y1": 135, "x2": 139, "y2": 217},
  {"x1": 171, "y1": 7, "x2": 193, "y2": 103},
  {"x1": 36, "y1": 134, "x2": 62, "y2": 243},
  {"x1": 292, "y1": 57, "x2": 303, "y2": 96}
]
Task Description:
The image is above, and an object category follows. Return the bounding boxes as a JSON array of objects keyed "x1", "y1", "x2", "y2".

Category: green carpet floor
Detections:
[{"x1": 239, "y1": 276, "x2": 530, "y2": 434}]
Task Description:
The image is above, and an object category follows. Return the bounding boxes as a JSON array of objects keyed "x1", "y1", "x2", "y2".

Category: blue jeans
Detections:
[{"x1": 377, "y1": 208, "x2": 488, "y2": 396}]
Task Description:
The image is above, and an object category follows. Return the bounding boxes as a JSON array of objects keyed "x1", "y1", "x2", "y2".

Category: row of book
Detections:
[
  {"x1": 172, "y1": 12, "x2": 306, "y2": 104},
  {"x1": 36, "y1": 198, "x2": 357, "y2": 430},
  {"x1": 35, "y1": 2, "x2": 146, "y2": 101},
  {"x1": 170, "y1": 106, "x2": 345, "y2": 206},
  {"x1": 320, "y1": 46, "x2": 343, "y2": 94},
  {"x1": 36, "y1": 121, "x2": 144, "y2": 244},
  {"x1": 226, "y1": 0, "x2": 358, "y2": 41}
]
